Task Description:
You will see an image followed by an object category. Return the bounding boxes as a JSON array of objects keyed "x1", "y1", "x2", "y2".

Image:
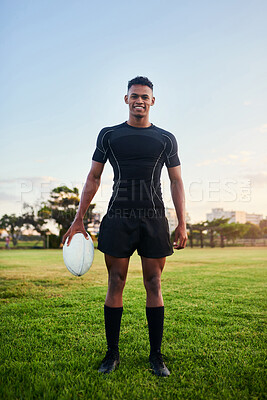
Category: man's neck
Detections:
[{"x1": 127, "y1": 116, "x2": 152, "y2": 128}]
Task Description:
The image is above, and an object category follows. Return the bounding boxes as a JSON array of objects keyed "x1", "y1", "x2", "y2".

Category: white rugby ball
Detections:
[{"x1": 63, "y1": 233, "x2": 94, "y2": 276}]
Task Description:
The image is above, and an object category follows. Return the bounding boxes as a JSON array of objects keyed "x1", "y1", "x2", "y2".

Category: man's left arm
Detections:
[{"x1": 167, "y1": 165, "x2": 188, "y2": 249}]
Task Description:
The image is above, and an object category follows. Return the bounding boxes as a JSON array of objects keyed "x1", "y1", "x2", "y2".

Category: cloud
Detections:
[
  {"x1": 196, "y1": 151, "x2": 254, "y2": 167},
  {"x1": 0, "y1": 176, "x2": 58, "y2": 185},
  {"x1": 243, "y1": 101, "x2": 252, "y2": 106},
  {"x1": 228, "y1": 154, "x2": 239, "y2": 159},
  {"x1": 0, "y1": 192, "x2": 19, "y2": 202},
  {"x1": 258, "y1": 124, "x2": 267, "y2": 134},
  {"x1": 242, "y1": 172, "x2": 267, "y2": 188},
  {"x1": 0, "y1": 176, "x2": 86, "y2": 217},
  {"x1": 0, "y1": 176, "x2": 84, "y2": 197}
]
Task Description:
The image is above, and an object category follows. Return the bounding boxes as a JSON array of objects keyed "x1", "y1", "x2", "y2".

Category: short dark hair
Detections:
[{"x1": 127, "y1": 76, "x2": 153, "y2": 92}]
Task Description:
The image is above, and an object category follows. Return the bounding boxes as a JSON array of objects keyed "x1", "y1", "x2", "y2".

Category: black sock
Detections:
[
  {"x1": 146, "y1": 306, "x2": 164, "y2": 354},
  {"x1": 104, "y1": 305, "x2": 123, "y2": 353}
]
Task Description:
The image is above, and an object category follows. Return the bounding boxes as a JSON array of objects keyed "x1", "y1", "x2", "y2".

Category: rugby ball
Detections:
[{"x1": 63, "y1": 233, "x2": 94, "y2": 276}]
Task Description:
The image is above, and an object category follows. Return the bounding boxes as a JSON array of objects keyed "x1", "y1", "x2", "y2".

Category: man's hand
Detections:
[
  {"x1": 62, "y1": 219, "x2": 89, "y2": 246},
  {"x1": 173, "y1": 224, "x2": 188, "y2": 250},
  {"x1": 61, "y1": 161, "x2": 104, "y2": 246}
]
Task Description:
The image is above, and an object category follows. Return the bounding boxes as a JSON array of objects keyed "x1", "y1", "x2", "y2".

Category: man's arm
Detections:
[
  {"x1": 62, "y1": 160, "x2": 104, "y2": 245},
  {"x1": 167, "y1": 165, "x2": 188, "y2": 249}
]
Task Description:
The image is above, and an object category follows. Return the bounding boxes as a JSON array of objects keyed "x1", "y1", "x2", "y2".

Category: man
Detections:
[{"x1": 62, "y1": 76, "x2": 187, "y2": 377}]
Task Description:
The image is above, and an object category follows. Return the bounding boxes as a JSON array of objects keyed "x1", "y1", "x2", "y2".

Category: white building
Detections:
[
  {"x1": 206, "y1": 208, "x2": 263, "y2": 225},
  {"x1": 165, "y1": 208, "x2": 190, "y2": 233},
  {"x1": 246, "y1": 213, "x2": 263, "y2": 225}
]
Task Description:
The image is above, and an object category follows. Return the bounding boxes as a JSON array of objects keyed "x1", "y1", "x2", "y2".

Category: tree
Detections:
[
  {"x1": 21, "y1": 203, "x2": 50, "y2": 248},
  {"x1": 38, "y1": 186, "x2": 95, "y2": 241},
  {"x1": 242, "y1": 222, "x2": 262, "y2": 240},
  {"x1": 191, "y1": 222, "x2": 206, "y2": 248},
  {"x1": 0, "y1": 214, "x2": 24, "y2": 246},
  {"x1": 221, "y1": 222, "x2": 249, "y2": 245},
  {"x1": 187, "y1": 223, "x2": 193, "y2": 248},
  {"x1": 259, "y1": 219, "x2": 267, "y2": 236},
  {"x1": 205, "y1": 218, "x2": 229, "y2": 248}
]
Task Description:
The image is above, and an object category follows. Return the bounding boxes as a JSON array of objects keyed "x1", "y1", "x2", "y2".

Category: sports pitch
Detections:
[{"x1": 0, "y1": 247, "x2": 266, "y2": 399}]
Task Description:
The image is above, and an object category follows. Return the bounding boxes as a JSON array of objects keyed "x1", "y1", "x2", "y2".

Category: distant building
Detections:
[
  {"x1": 206, "y1": 208, "x2": 263, "y2": 225},
  {"x1": 165, "y1": 208, "x2": 190, "y2": 233},
  {"x1": 246, "y1": 213, "x2": 264, "y2": 225}
]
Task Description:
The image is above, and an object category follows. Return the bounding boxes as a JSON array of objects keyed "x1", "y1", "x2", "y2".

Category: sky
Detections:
[{"x1": 0, "y1": 0, "x2": 266, "y2": 223}]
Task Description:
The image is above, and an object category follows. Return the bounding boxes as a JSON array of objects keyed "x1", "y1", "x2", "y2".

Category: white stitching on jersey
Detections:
[
  {"x1": 152, "y1": 181, "x2": 165, "y2": 205},
  {"x1": 100, "y1": 129, "x2": 114, "y2": 161},
  {"x1": 151, "y1": 143, "x2": 166, "y2": 205},
  {"x1": 150, "y1": 143, "x2": 166, "y2": 213},
  {"x1": 107, "y1": 140, "x2": 121, "y2": 211},
  {"x1": 162, "y1": 133, "x2": 173, "y2": 158},
  {"x1": 96, "y1": 146, "x2": 105, "y2": 153}
]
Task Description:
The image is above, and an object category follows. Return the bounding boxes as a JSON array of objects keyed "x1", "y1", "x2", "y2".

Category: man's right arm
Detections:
[{"x1": 62, "y1": 160, "x2": 104, "y2": 245}]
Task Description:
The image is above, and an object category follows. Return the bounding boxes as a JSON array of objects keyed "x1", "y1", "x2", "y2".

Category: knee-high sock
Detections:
[
  {"x1": 104, "y1": 305, "x2": 123, "y2": 352},
  {"x1": 146, "y1": 306, "x2": 164, "y2": 354}
]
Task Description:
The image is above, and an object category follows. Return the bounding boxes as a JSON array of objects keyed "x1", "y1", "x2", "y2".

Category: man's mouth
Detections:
[{"x1": 134, "y1": 106, "x2": 144, "y2": 110}]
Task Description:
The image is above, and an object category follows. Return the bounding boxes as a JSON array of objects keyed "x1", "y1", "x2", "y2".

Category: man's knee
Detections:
[
  {"x1": 144, "y1": 275, "x2": 161, "y2": 296},
  {"x1": 108, "y1": 272, "x2": 127, "y2": 292}
]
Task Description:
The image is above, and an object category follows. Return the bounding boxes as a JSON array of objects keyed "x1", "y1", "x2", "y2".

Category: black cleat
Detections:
[
  {"x1": 149, "y1": 351, "x2": 170, "y2": 377},
  {"x1": 98, "y1": 349, "x2": 120, "y2": 374}
]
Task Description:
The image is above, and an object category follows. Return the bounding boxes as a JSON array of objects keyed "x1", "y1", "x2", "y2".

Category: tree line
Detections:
[
  {"x1": 1, "y1": 186, "x2": 266, "y2": 248},
  {"x1": 0, "y1": 186, "x2": 95, "y2": 248},
  {"x1": 176, "y1": 218, "x2": 267, "y2": 248}
]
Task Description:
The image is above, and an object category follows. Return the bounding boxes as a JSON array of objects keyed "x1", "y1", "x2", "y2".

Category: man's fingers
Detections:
[
  {"x1": 83, "y1": 231, "x2": 89, "y2": 240},
  {"x1": 62, "y1": 228, "x2": 72, "y2": 245},
  {"x1": 173, "y1": 237, "x2": 187, "y2": 250},
  {"x1": 66, "y1": 230, "x2": 88, "y2": 246},
  {"x1": 62, "y1": 223, "x2": 88, "y2": 246},
  {"x1": 62, "y1": 232, "x2": 68, "y2": 245},
  {"x1": 66, "y1": 234, "x2": 73, "y2": 246}
]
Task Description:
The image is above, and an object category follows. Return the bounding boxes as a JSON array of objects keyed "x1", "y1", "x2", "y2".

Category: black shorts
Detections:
[{"x1": 97, "y1": 208, "x2": 173, "y2": 258}]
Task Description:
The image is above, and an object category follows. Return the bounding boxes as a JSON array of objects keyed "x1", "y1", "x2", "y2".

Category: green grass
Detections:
[
  {"x1": 0, "y1": 240, "x2": 44, "y2": 248},
  {"x1": 0, "y1": 247, "x2": 266, "y2": 400}
]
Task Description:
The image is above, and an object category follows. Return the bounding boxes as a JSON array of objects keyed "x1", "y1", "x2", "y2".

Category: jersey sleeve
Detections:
[
  {"x1": 163, "y1": 132, "x2": 181, "y2": 168},
  {"x1": 92, "y1": 128, "x2": 110, "y2": 164}
]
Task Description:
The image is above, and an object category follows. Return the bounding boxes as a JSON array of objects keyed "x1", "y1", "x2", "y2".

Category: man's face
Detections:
[{"x1": 124, "y1": 84, "x2": 155, "y2": 119}]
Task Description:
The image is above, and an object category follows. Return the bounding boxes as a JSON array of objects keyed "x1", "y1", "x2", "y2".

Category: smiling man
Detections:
[{"x1": 63, "y1": 76, "x2": 187, "y2": 377}]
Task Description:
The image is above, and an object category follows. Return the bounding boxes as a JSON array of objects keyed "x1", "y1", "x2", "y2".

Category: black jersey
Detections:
[{"x1": 92, "y1": 121, "x2": 180, "y2": 212}]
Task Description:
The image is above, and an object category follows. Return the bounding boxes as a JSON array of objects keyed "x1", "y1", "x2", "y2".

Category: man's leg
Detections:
[
  {"x1": 98, "y1": 254, "x2": 130, "y2": 374},
  {"x1": 141, "y1": 256, "x2": 170, "y2": 377}
]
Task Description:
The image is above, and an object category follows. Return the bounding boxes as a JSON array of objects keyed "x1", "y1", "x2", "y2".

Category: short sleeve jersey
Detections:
[{"x1": 92, "y1": 121, "x2": 181, "y2": 212}]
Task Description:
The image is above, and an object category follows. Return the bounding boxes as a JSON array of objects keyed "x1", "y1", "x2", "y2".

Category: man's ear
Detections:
[
  {"x1": 151, "y1": 96, "x2": 155, "y2": 106},
  {"x1": 124, "y1": 94, "x2": 129, "y2": 104}
]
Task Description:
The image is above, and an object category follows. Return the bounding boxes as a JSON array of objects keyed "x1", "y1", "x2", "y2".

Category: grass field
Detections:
[
  {"x1": 0, "y1": 247, "x2": 266, "y2": 400},
  {"x1": 0, "y1": 240, "x2": 44, "y2": 249}
]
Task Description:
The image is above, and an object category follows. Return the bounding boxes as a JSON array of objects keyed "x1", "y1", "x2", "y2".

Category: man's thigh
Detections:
[
  {"x1": 104, "y1": 254, "x2": 130, "y2": 281},
  {"x1": 141, "y1": 256, "x2": 166, "y2": 282}
]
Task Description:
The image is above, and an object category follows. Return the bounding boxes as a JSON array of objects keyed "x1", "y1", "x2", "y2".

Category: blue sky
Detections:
[{"x1": 1, "y1": 0, "x2": 266, "y2": 223}]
